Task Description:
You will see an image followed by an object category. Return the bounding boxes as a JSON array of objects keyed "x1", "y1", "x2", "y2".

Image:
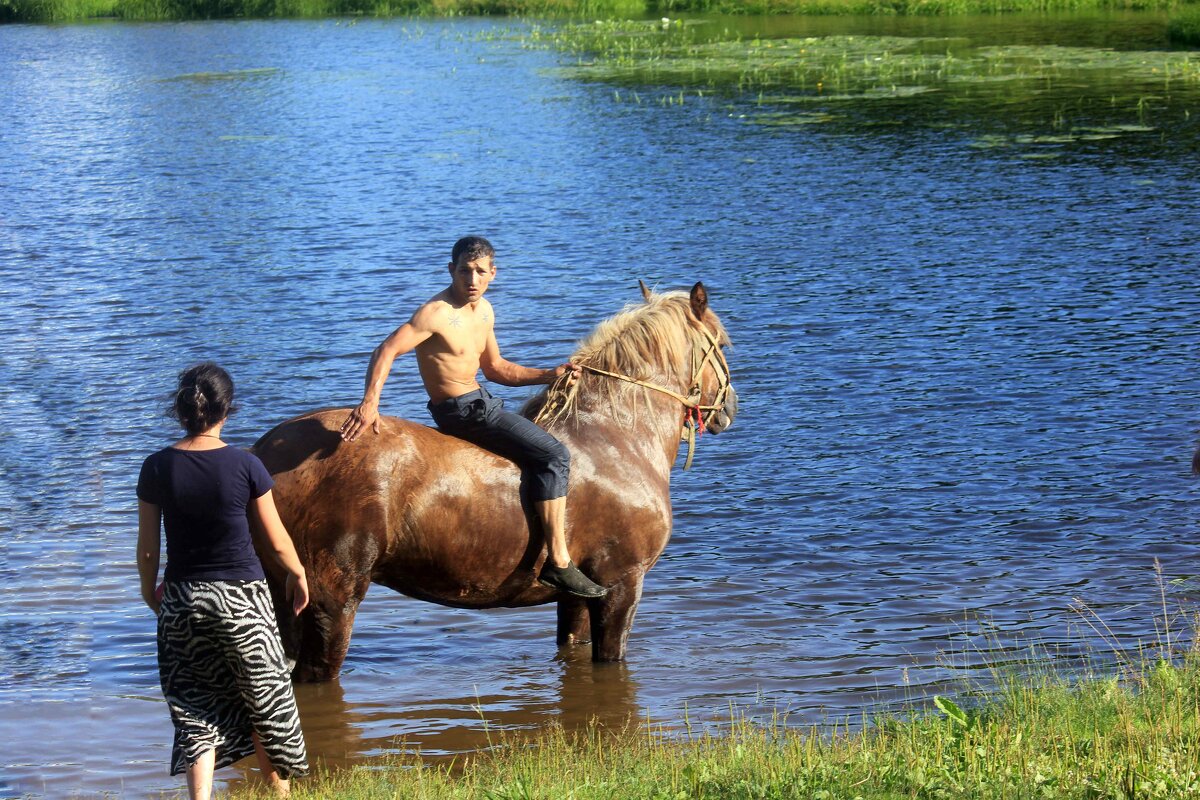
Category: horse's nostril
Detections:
[
  {"x1": 706, "y1": 405, "x2": 735, "y2": 433},
  {"x1": 722, "y1": 387, "x2": 739, "y2": 424}
]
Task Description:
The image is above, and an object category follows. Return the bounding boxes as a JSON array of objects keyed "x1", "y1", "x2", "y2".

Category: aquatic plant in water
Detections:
[
  {"x1": 542, "y1": 21, "x2": 1200, "y2": 94},
  {"x1": 532, "y1": 20, "x2": 1200, "y2": 148}
]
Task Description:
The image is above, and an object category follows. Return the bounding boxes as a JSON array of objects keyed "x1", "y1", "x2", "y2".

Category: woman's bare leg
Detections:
[
  {"x1": 253, "y1": 731, "x2": 290, "y2": 797},
  {"x1": 186, "y1": 749, "x2": 216, "y2": 800}
]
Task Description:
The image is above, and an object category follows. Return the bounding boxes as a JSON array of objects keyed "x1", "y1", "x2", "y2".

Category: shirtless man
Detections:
[{"x1": 338, "y1": 236, "x2": 607, "y2": 599}]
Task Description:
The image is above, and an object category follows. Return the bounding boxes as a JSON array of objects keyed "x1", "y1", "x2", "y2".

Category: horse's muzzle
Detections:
[{"x1": 707, "y1": 386, "x2": 738, "y2": 434}]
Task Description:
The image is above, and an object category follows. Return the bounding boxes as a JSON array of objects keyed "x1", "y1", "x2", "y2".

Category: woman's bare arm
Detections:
[
  {"x1": 250, "y1": 490, "x2": 310, "y2": 615},
  {"x1": 137, "y1": 500, "x2": 162, "y2": 613}
]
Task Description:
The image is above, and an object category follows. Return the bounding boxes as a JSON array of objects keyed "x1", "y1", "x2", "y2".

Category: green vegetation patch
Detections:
[
  {"x1": 538, "y1": 21, "x2": 1200, "y2": 96},
  {"x1": 1168, "y1": 6, "x2": 1200, "y2": 46},
  {"x1": 661, "y1": 0, "x2": 1182, "y2": 13}
]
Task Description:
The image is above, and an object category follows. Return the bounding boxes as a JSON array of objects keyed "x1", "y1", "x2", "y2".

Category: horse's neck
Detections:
[{"x1": 564, "y1": 390, "x2": 685, "y2": 479}]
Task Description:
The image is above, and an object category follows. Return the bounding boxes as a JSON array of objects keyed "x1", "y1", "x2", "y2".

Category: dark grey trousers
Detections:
[{"x1": 427, "y1": 386, "x2": 570, "y2": 501}]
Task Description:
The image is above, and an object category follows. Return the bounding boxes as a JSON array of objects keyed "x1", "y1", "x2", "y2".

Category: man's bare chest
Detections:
[{"x1": 435, "y1": 312, "x2": 489, "y2": 358}]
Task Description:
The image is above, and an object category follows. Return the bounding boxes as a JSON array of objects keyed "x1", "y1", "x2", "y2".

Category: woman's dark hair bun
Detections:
[{"x1": 170, "y1": 362, "x2": 237, "y2": 435}]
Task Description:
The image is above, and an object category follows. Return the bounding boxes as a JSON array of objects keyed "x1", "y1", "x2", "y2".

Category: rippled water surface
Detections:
[{"x1": 1, "y1": 14, "x2": 1199, "y2": 797}]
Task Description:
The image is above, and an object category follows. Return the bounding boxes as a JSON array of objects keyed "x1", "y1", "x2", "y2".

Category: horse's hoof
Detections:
[{"x1": 538, "y1": 562, "x2": 608, "y2": 599}]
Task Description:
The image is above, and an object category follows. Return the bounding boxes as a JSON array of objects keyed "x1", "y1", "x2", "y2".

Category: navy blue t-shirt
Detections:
[{"x1": 136, "y1": 446, "x2": 274, "y2": 582}]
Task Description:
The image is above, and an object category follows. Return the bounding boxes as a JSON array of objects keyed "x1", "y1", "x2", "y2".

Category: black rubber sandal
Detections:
[{"x1": 538, "y1": 561, "x2": 608, "y2": 598}]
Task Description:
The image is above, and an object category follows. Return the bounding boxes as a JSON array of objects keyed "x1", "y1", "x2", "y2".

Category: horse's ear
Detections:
[
  {"x1": 638, "y1": 279, "x2": 653, "y2": 303},
  {"x1": 689, "y1": 281, "x2": 708, "y2": 320}
]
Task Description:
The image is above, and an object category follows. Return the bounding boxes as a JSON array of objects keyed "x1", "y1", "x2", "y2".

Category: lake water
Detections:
[{"x1": 1, "y1": 13, "x2": 1198, "y2": 797}]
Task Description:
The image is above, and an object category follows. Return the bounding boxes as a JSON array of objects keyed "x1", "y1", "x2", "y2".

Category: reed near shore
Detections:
[
  {"x1": 1170, "y1": 5, "x2": 1200, "y2": 43},
  {"x1": 1, "y1": 0, "x2": 1193, "y2": 25},
  {"x1": 228, "y1": 610, "x2": 1200, "y2": 800}
]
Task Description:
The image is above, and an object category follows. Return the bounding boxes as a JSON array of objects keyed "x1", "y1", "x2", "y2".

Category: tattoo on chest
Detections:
[{"x1": 448, "y1": 310, "x2": 488, "y2": 329}]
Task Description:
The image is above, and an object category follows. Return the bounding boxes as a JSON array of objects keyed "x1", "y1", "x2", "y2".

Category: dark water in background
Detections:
[{"x1": 1, "y1": 13, "x2": 1198, "y2": 796}]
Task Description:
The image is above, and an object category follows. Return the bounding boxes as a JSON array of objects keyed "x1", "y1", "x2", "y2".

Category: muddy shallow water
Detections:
[{"x1": 1, "y1": 14, "x2": 1198, "y2": 797}]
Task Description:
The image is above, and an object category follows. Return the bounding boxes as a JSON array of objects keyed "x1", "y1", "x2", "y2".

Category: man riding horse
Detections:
[{"x1": 338, "y1": 236, "x2": 608, "y2": 599}]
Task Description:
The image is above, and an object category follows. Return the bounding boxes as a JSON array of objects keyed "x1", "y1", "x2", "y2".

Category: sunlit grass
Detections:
[{"x1": 227, "y1": 649, "x2": 1200, "y2": 799}]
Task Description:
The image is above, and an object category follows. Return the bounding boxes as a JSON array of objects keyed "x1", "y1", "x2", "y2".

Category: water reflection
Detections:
[
  {"x1": 288, "y1": 651, "x2": 641, "y2": 773},
  {"x1": 554, "y1": 657, "x2": 642, "y2": 731}
]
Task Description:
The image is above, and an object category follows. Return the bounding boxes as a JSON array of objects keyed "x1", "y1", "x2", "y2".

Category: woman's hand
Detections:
[
  {"x1": 286, "y1": 571, "x2": 310, "y2": 615},
  {"x1": 142, "y1": 583, "x2": 162, "y2": 615}
]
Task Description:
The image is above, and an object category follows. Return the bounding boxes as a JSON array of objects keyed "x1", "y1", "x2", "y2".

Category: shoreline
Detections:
[{"x1": 2, "y1": 0, "x2": 1190, "y2": 27}]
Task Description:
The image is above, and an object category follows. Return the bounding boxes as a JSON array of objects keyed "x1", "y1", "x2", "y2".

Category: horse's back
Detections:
[
  {"x1": 254, "y1": 407, "x2": 419, "y2": 469},
  {"x1": 251, "y1": 408, "x2": 544, "y2": 605},
  {"x1": 251, "y1": 406, "x2": 526, "y2": 525},
  {"x1": 252, "y1": 407, "x2": 505, "y2": 481}
]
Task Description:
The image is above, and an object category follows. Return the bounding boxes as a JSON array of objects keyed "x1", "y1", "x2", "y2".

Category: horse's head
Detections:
[
  {"x1": 647, "y1": 280, "x2": 737, "y2": 435},
  {"x1": 534, "y1": 281, "x2": 737, "y2": 449}
]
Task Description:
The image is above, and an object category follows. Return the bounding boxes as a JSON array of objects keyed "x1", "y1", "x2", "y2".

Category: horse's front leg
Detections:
[
  {"x1": 293, "y1": 555, "x2": 372, "y2": 682},
  {"x1": 293, "y1": 581, "x2": 367, "y2": 682},
  {"x1": 589, "y1": 571, "x2": 645, "y2": 662},
  {"x1": 557, "y1": 596, "x2": 591, "y2": 647}
]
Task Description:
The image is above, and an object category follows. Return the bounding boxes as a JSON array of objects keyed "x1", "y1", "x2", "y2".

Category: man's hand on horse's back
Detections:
[{"x1": 340, "y1": 401, "x2": 380, "y2": 442}]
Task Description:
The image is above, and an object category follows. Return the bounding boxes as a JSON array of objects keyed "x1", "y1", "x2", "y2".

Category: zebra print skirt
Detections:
[{"x1": 157, "y1": 580, "x2": 309, "y2": 778}]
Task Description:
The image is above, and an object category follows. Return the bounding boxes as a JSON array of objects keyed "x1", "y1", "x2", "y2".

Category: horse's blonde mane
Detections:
[{"x1": 533, "y1": 289, "x2": 728, "y2": 426}]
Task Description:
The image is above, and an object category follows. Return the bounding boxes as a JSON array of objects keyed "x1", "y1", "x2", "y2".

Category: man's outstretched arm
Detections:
[
  {"x1": 480, "y1": 330, "x2": 580, "y2": 387},
  {"x1": 340, "y1": 319, "x2": 431, "y2": 441}
]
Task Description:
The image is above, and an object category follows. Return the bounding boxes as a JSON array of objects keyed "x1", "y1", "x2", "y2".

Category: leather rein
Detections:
[{"x1": 536, "y1": 324, "x2": 732, "y2": 470}]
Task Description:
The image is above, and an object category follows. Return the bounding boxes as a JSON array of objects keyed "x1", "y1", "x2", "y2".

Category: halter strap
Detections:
[
  {"x1": 534, "y1": 323, "x2": 732, "y2": 471},
  {"x1": 575, "y1": 364, "x2": 694, "y2": 406},
  {"x1": 580, "y1": 324, "x2": 729, "y2": 413}
]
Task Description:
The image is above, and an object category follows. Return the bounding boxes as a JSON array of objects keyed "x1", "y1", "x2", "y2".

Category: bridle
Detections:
[{"x1": 537, "y1": 322, "x2": 733, "y2": 470}]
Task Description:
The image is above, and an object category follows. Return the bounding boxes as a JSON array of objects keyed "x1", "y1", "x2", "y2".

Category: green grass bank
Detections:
[
  {"x1": 3, "y1": 0, "x2": 1198, "y2": 25},
  {"x1": 1169, "y1": 5, "x2": 1200, "y2": 42},
  {"x1": 226, "y1": 636, "x2": 1200, "y2": 800}
]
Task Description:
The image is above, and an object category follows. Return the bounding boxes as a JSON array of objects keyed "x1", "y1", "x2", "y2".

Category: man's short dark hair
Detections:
[{"x1": 451, "y1": 236, "x2": 495, "y2": 266}]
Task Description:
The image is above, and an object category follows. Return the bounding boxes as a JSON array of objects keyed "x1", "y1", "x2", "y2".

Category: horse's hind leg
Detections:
[
  {"x1": 557, "y1": 597, "x2": 592, "y2": 647},
  {"x1": 590, "y1": 572, "x2": 645, "y2": 662}
]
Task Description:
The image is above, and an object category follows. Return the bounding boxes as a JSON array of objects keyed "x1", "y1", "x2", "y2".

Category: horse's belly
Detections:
[
  {"x1": 373, "y1": 496, "x2": 552, "y2": 608},
  {"x1": 372, "y1": 559, "x2": 554, "y2": 610}
]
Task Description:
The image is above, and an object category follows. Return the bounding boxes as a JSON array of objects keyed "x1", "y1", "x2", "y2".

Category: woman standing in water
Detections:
[{"x1": 136, "y1": 362, "x2": 310, "y2": 799}]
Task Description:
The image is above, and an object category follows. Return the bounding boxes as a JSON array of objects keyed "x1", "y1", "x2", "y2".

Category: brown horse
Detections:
[{"x1": 251, "y1": 282, "x2": 737, "y2": 681}]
